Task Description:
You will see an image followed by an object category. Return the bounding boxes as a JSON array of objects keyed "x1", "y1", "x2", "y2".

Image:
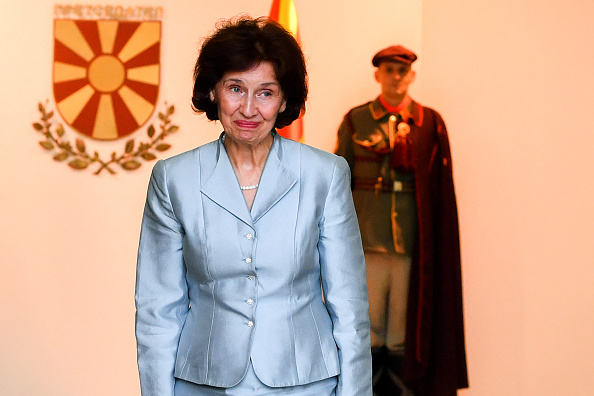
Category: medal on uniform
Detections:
[{"x1": 397, "y1": 121, "x2": 410, "y2": 138}]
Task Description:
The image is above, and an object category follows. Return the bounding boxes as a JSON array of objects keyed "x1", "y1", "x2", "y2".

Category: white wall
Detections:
[{"x1": 417, "y1": 0, "x2": 594, "y2": 394}]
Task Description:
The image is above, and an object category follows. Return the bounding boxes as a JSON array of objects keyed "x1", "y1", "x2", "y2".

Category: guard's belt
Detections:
[{"x1": 354, "y1": 178, "x2": 415, "y2": 193}]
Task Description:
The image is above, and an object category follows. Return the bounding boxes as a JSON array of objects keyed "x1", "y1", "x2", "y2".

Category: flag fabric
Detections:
[{"x1": 269, "y1": 0, "x2": 303, "y2": 142}]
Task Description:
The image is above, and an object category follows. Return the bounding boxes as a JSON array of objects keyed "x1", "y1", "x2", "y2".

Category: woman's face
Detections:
[{"x1": 211, "y1": 61, "x2": 286, "y2": 146}]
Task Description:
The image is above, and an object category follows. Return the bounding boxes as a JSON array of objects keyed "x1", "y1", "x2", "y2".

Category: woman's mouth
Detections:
[{"x1": 235, "y1": 120, "x2": 260, "y2": 129}]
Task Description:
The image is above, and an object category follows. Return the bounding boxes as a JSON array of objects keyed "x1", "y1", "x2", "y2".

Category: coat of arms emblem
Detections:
[
  {"x1": 33, "y1": 7, "x2": 178, "y2": 175},
  {"x1": 54, "y1": 19, "x2": 160, "y2": 140}
]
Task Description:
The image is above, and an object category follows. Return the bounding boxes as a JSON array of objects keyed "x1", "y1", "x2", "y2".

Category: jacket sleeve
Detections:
[
  {"x1": 135, "y1": 160, "x2": 189, "y2": 396},
  {"x1": 318, "y1": 157, "x2": 373, "y2": 396}
]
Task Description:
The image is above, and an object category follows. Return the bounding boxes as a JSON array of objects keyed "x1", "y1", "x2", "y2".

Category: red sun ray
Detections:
[
  {"x1": 124, "y1": 42, "x2": 160, "y2": 68},
  {"x1": 111, "y1": 91, "x2": 139, "y2": 136},
  {"x1": 72, "y1": 91, "x2": 101, "y2": 137},
  {"x1": 124, "y1": 80, "x2": 159, "y2": 104},
  {"x1": 54, "y1": 79, "x2": 89, "y2": 103},
  {"x1": 54, "y1": 40, "x2": 89, "y2": 67},
  {"x1": 75, "y1": 20, "x2": 102, "y2": 57},
  {"x1": 112, "y1": 22, "x2": 141, "y2": 56}
]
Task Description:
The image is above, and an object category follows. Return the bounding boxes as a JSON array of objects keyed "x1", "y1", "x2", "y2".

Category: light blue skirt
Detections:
[{"x1": 174, "y1": 359, "x2": 337, "y2": 396}]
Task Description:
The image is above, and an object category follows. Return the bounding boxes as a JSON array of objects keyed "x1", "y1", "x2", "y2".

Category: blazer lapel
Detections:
[
  {"x1": 201, "y1": 138, "x2": 253, "y2": 227},
  {"x1": 250, "y1": 134, "x2": 298, "y2": 223}
]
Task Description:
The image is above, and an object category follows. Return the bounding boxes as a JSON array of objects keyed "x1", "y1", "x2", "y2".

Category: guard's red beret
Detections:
[{"x1": 372, "y1": 45, "x2": 417, "y2": 67}]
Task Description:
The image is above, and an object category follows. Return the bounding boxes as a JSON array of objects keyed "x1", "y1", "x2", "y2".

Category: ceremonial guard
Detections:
[{"x1": 335, "y1": 45, "x2": 468, "y2": 396}]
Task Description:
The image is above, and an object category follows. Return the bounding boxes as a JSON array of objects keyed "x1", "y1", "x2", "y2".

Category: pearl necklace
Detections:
[{"x1": 240, "y1": 184, "x2": 259, "y2": 190}]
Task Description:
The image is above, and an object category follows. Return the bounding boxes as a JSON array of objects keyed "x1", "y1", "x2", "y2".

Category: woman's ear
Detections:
[{"x1": 209, "y1": 90, "x2": 215, "y2": 102}]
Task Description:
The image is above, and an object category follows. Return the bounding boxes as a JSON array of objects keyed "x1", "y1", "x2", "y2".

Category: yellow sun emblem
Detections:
[{"x1": 53, "y1": 19, "x2": 160, "y2": 140}]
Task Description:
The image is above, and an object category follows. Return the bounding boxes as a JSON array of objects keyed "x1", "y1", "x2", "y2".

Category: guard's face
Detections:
[
  {"x1": 211, "y1": 62, "x2": 286, "y2": 146},
  {"x1": 375, "y1": 61, "x2": 416, "y2": 98}
]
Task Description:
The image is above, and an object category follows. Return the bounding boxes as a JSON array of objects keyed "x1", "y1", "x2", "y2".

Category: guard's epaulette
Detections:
[
  {"x1": 347, "y1": 101, "x2": 374, "y2": 119},
  {"x1": 345, "y1": 102, "x2": 374, "y2": 135},
  {"x1": 351, "y1": 101, "x2": 372, "y2": 112},
  {"x1": 349, "y1": 99, "x2": 389, "y2": 121}
]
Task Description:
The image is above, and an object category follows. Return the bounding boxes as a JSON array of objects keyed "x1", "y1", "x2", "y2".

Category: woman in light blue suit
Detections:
[{"x1": 135, "y1": 16, "x2": 372, "y2": 396}]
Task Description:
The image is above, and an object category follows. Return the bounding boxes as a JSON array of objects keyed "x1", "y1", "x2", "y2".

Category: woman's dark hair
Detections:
[{"x1": 192, "y1": 16, "x2": 308, "y2": 129}]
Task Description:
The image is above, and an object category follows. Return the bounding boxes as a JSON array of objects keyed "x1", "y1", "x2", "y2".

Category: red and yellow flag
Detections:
[{"x1": 269, "y1": 0, "x2": 303, "y2": 142}]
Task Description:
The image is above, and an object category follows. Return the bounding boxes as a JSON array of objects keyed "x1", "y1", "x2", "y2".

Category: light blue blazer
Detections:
[{"x1": 135, "y1": 133, "x2": 372, "y2": 396}]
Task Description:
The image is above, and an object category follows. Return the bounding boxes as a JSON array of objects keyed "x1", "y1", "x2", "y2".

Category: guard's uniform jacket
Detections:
[{"x1": 335, "y1": 97, "x2": 468, "y2": 395}]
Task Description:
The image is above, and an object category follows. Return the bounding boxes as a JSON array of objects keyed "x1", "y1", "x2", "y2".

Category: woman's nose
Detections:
[{"x1": 240, "y1": 95, "x2": 257, "y2": 117}]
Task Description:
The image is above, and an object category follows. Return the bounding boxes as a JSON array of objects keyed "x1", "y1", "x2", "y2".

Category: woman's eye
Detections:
[
  {"x1": 258, "y1": 89, "x2": 278, "y2": 99},
  {"x1": 230, "y1": 86, "x2": 241, "y2": 93}
]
